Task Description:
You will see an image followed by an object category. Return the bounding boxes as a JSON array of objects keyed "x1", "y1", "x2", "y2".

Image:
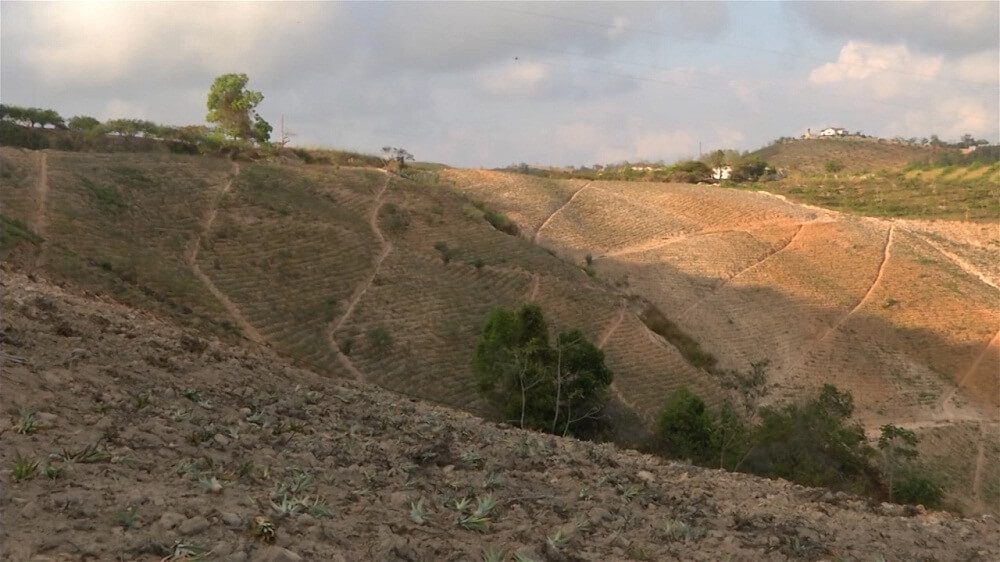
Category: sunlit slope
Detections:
[
  {"x1": 441, "y1": 169, "x2": 999, "y2": 423},
  {"x1": 752, "y1": 138, "x2": 945, "y2": 174},
  {"x1": 0, "y1": 148, "x2": 235, "y2": 332},
  {"x1": 0, "y1": 148, "x2": 725, "y2": 423}
]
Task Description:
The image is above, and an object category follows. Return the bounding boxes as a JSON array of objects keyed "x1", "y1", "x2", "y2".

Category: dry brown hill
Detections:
[
  {"x1": 441, "y1": 168, "x2": 1000, "y2": 515},
  {"x1": 2, "y1": 146, "x2": 996, "y2": 514},
  {"x1": 3, "y1": 271, "x2": 999, "y2": 561},
  {"x1": 753, "y1": 138, "x2": 949, "y2": 174}
]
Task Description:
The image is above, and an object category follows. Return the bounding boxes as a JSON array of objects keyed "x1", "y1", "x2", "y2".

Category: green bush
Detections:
[
  {"x1": 433, "y1": 241, "x2": 453, "y2": 264},
  {"x1": 473, "y1": 304, "x2": 612, "y2": 436},
  {"x1": 656, "y1": 388, "x2": 716, "y2": 463},
  {"x1": 483, "y1": 209, "x2": 519, "y2": 236},
  {"x1": 891, "y1": 470, "x2": 943, "y2": 507},
  {"x1": 367, "y1": 326, "x2": 393, "y2": 352},
  {"x1": 825, "y1": 159, "x2": 845, "y2": 173}
]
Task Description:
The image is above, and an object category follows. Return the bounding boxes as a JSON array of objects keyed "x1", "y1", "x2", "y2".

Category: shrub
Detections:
[
  {"x1": 433, "y1": 241, "x2": 454, "y2": 264},
  {"x1": 825, "y1": 159, "x2": 845, "y2": 173},
  {"x1": 367, "y1": 326, "x2": 393, "y2": 352},
  {"x1": 891, "y1": 470, "x2": 943, "y2": 507},
  {"x1": 656, "y1": 388, "x2": 716, "y2": 463},
  {"x1": 68, "y1": 115, "x2": 102, "y2": 132},
  {"x1": 483, "y1": 209, "x2": 519, "y2": 236},
  {"x1": 730, "y1": 156, "x2": 769, "y2": 182}
]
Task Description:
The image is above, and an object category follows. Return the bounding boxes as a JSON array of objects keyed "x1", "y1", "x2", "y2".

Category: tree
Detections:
[
  {"x1": 730, "y1": 156, "x2": 769, "y2": 182},
  {"x1": 878, "y1": 424, "x2": 918, "y2": 502},
  {"x1": 381, "y1": 146, "x2": 414, "y2": 168},
  {"x1": 657, "y1": 388, "x2": 717, "y2": 463},
  {"x1": 68, "y1": 115, "x2": 102, "y2": 132},
  {"x1": 206, "y1": 73, "x2": 271, "y2": 144},
  {"x1": 473, "y1": 304, "x2": 612, "y2": 436}
]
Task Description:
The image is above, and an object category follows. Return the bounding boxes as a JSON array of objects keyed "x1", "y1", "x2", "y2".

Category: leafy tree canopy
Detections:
[{"x1": 206, "y1": 73, "x2": 271, "y2": 144}]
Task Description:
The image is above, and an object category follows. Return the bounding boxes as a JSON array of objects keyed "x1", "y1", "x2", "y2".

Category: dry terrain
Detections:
[
  {"x1": 752, "y1": 138, "x2": 947, "y2": 174},
  {"x1": 442, "y1": 168, "x2": 1000, "y2": 515},
  {"x1": 2, "y1": 146, "x2": 996, "y2": 515},
  {"x1": 3, "y1": 271, "x2": 999, "y2": 561}
]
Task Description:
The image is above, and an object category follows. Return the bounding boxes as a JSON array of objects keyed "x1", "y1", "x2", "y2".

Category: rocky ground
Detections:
[{"x1": 1, "y1": 270, "x2": 998, "y2": 561}]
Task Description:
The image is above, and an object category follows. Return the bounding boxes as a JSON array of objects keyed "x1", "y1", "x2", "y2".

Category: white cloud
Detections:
[
  {"x1": 890, "y1": 97, "x2": 995, "y2": 139},
  {"x1": 607, "y1": 16, "x2": 630, "y2": 39},
  {"x1": 17, "y1": 3, "x2": 332, "y2": 86},
  {"x1": 809, "y1": 41, "x2": 942, "y2": 99},
  {"x1": 477, "y1": 61, "x2": 549, "y2": 97}
]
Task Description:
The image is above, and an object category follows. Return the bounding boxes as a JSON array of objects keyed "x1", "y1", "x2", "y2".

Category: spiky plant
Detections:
[
  {"x1": 12, "y1": 453, "x2": 39, "y2": 482},
  {"x1": 409, "y1": 498, "x2": 428, "y2": 525},
  {"x1": 13, "y1": 410, "x2": 38, "y2": 435},
  {"x1": 546, "y1": 530, "x2": 569, "y2": 550},
  {"x1": 481, "y1": 548, "x2": 506, "y2": 562},
  {"x1": 253, "y1": 516, "x2": 276, "y2": 543}
]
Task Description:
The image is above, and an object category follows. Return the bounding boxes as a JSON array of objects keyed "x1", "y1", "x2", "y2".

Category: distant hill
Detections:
[{"x1": 753, "y1": 138, "x2": 951, "y2": 174}]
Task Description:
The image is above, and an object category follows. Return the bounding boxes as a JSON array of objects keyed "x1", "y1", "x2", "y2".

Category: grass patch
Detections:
[
  {"x1": 0, "y1": 215, "x2": 43, "y2": 246},
  {"x1": 634, "y1": 299, "x2": 717, "y2": 371},
  {"x1": 78, "y1": 175, "x2": 127, "y2": 211}
]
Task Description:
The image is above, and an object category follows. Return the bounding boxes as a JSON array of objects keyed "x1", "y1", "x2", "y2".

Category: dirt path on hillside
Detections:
[
  {"x1": 533, "y1": 181, "x2": 591, "y2": 243},
  {"x1": 906, "y1": 229, "x2": 999, "y2": 291},
  {"x1": 327, "y1": 173, "x2": 393, "y2": 382},
  {"x1": 973, "y1": 423, "x2": 988, "y2": 504},
  {"x1": 679, "y1": 223, "x2": 806, "y2": 318},
  {"x1": 187, "y1": 165, "x2": 266, "y2": 344},
  {"x1": 939, "y1": 329, "x2": 1000, "y2": 413},
  {"x1": 815, "y1": 225, "x2": 895, "y2": 343},
  {"x1": 30, "y1": 151, "x2": 49, "y2": 236},
  {"x1": 596, "y1": 307, "x2": 643, "y2": 414},
  {"x1": 526, "y1": 273, "x2": 540, "y2": 301}
]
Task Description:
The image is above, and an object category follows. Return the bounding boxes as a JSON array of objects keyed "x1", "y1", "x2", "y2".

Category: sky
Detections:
[{"x1": 2, "y1": 1, "x2": 998, "y2": 167}]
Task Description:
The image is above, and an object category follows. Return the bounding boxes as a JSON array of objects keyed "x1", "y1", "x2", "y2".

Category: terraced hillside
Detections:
[
  {"x1": 753, "y1": 138, "x2": 948, "y2": 174},
  {"x1": 442, "y1": 168, "x2": 1000, "y2": 514},
  {"x1": 0, "y1": 147, "x2": 725, "y2": 431},
  {"x1": 5, "y1": 271, "x2": 999, "y2": 561}
]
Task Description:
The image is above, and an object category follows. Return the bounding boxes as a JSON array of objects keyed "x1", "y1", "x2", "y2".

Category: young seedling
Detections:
[
  {"x1": 115, "y1": 506, "x2": 140, "y2": 529},
  {"x1": 163, "y1": 540, "x2": 210, "y2": 561},
  {"x1": 13, "y1": 410, "x2": 38, "y2": 435},
  {"x1": 43, "y1": 463, "x2": 66, "y2": 479},
  {"x1": 546, "y1": 530, "x2": 569, "y2": 551},
  {"x1": 481, "y1": 548, "x2": 505, "y2": 562},
  {"x1": 253, "y1": 516, "x2": 276, "y2": 543},
  {"x1": 409, "y1": 497, "x2": 428, "y2": 525},
  {"x1": 12, "y1": 453, "x2": 39, "y2": 482},
  {"x1": 483, "y1": 472, "x2": 504, "y2": 490},
  {"x1": 458, "y1": 495, "x2": 496, "y2": 532}
]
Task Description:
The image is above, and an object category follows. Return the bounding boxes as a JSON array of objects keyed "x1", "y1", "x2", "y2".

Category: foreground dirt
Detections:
[{"x1": 2, "y1": 271, "x2": 998, "y2": 561}]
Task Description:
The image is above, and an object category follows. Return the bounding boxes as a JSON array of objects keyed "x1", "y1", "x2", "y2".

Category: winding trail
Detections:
[
  {"x1": 327, "y1": 172, "x2": 393, "y2": 382},
  {"x1": 526, "y1": 273, "x2": 540, "y2": 301},
  {"x1": 679, "y1": 223, "x2": 806, "y2": 318},
  {"x1": 907, "y1": 229, "x2": 999, "y2": 291},
  {"x1": 187, "y1": 164, "x2": 266, "y2": 344},
  {"x1": 30, "y1": 151, "x2": 49, "y2": 237},
  {"x1": 533, "y1": 181, "x2": 591, "y2": 243},
  {"x1": 972, "y1": 423, "x2": 987, "y2": 504},
  {"x1": 939, "y1": 329, "x2": 1000, "y2": 411},
  {"x1": 596, "y1": 307, "x2": 641, "y2": 413},
  {"x1": 815, "y1": 224, "x2": 894, "y2": 343}
]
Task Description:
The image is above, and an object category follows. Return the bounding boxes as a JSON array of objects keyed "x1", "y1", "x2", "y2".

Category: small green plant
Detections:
[
  {"x1": 367, "y1": 326, "x2": 393, "y2": 352},
  {"x1": 473, "y1": 258, "x2": 486, "y2": 271},
  {"x1": 584, "y1": 253, "x2": 593, "y2": 266},
  {"x1": 115, "y1": 506, "x2": 140, "y2": 529},
  {"x1": 458, "y1": 494, "x2": 496, "y2": 531},
  {"x1": 409, "y1": 497, "x2": 428, "y2": 524},
  {"x1": 434, "y1": 241, "x2": 454, "y2": 264},
  {"x1": 57, "y1": 443, "x2": 112, "y2": 464},
  {"x1": 163, "y1": 540, "x2": 210, "y2": 561},
  {"x1": 253, "y1": 516, "x2": 276, "y2": 543},
  {"x1": 132, "y1": 391, "x2": 151, "y2": 410},
  {"x1": 12, "y1": 453, "x2": 39, "y2": 482},
  {"x1": 482, "y1": 548, "x2": 506, "y2": 562},
  {"x1": 13, "y1": 410, "x2": 37, "y2": 435},
  {"x1": 43, "y1": 463, "x2": 66, "y2": 479},
  {"x1": 546, "y1": 530, "x2": 569, "y2": 550},
  {"x1": 483, "y1": 471, "x2": 504, "y2": 490}
]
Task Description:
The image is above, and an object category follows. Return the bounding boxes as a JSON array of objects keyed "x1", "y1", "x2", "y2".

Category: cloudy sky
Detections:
[{"x1": 2, "y1": 1, "x2": 997, "y2": 167}]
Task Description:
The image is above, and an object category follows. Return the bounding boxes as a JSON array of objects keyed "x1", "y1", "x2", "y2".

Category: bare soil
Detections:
[{"x1": 2, "y1": 270, "x2": 999, "y2": 561}]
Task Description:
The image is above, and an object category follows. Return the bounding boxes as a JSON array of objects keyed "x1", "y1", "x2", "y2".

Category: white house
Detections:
[
  {"x1": 818, "y1": 127, "x2": 847, "y2": 137},
  {"x1": 712, "y1": 166, "x2": 732, "y2": 180}
]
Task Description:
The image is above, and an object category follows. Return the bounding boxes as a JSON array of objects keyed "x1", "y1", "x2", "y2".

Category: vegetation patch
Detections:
[
  {"x1": 0, "y1": 215, "x2": 43, "y2": 246},
  {"x1": 633, "y1": 299, "x2": 717, "y2": 371}
]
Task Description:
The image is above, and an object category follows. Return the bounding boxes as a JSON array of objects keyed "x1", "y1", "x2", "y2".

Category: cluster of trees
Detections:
[
  {"x1": 472, "y1": 304, "x2": 943, "y2": 508},
  {"x1": 656, "y1": 379, "x2": 943, "y2": 506},
  {"x1": 1, "y1": 73, "x2": 275, "y2": 154},
  {"x1": 0, "y1": 105, "x2": 66, "y2": 128},
  {"x1": 473, "y1": 304, "x2": 612, "y2": 437},
  {"x1": 705, "y1": 149, "x2": 774, "y2": 182}
]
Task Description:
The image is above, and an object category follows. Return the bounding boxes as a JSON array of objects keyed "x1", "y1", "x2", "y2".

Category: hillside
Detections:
[
  {"x1": 3, "y1": 270, "x2": 1000, "y2": 561},
  {"x1": 2, "y1": 146, "x2": 997, "y2": 515},
  {"x1": 441, "y1": 168, "x2": 1000, "y2": 514},
  {"x1": 752, "y1": 138, "x2": 949, "y2": 174}
]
